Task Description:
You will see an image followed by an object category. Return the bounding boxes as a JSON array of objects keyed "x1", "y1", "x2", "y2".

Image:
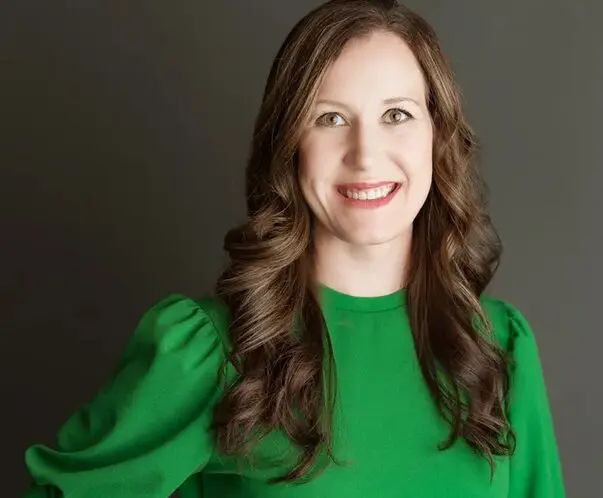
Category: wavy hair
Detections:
[{"x1": 213, "y1": 0, "x2": 514, "y2": 484}]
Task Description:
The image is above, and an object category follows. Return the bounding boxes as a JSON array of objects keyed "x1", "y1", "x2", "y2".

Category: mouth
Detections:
[{"x1": 336, "y1": 182, "x2": 401, "y2": 201}]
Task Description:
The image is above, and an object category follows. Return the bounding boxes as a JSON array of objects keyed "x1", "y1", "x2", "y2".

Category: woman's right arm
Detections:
[{"x1": 23, "y1": 294, "x2": 227, "y2": 498}]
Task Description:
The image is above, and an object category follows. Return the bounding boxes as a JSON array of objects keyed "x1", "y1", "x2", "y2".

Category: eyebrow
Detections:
[{"x1": 315, "y1": 96, "x2": 422, "y2": 109}]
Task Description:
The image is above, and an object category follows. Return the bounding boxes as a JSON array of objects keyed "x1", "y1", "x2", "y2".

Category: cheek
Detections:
[
  {"x1": 297, "y1": 148, "x2": 313, "y2": 197},
  {"x1": 297, "y1": 144, "x2": 321, "y2": 207},
  {"x1": 298, "y1": 136, "x2": 338, "y2": 187},
  {"x1": 396, "y1": 127, "x2": 433, "y2": 174}
]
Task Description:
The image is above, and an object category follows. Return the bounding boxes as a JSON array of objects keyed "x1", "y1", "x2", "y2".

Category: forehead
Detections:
[{"x1": 315, "y1": 30, "x2": 428, "y2": 104}]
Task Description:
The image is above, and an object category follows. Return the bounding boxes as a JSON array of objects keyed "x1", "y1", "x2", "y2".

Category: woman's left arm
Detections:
[{"x1": 503, "y1": 303, "x2": 566, "y2": 498}]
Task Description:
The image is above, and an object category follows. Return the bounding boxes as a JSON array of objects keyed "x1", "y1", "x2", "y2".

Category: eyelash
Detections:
[{"x1": 315, "y1": 108, "x2": 414, "y2": 127}]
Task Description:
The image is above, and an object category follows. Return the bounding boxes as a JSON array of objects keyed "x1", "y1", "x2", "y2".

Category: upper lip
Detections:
[{"x1": 336, "y1": 181, "x2": 399, "y2": 190}]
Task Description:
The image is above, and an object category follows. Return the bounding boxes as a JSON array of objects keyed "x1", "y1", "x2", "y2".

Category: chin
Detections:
[{"x1": 340, "y1": 228, "x2": 408, "y2": 247}]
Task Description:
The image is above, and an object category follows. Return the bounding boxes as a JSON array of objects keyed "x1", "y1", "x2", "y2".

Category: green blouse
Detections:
[{"x1": 23, "y1": 287, "x2": 566, "y2": 497}]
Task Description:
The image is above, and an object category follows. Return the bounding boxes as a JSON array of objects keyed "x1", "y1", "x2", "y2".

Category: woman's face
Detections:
[{"x1": 298, "y1": 30, "x2": 433, "y2": 247}]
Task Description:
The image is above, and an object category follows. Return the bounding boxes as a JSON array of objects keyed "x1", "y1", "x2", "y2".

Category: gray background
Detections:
[{"x1": 1, "y1": 0, "x2": 600, "y2": 496}]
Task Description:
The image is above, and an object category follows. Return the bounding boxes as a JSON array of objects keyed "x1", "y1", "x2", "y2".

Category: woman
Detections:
[{"x1": 23, "y1": 0, "x2": 565, "y2": 496}]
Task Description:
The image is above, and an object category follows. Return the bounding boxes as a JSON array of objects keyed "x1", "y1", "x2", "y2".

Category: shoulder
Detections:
[
  {"x1": 480, "y1": 295, "x2": 550, "y2": 400},
  {"x1": 130, "y1": 293, "x2": 233, "y2": 360},
  {"x1": 479, "y1": 294, "x2": 539, "y2": 356}
]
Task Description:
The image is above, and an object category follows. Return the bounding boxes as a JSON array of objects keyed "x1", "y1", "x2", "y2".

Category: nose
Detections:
[{"x1": 344, "y1": 121, "x2": 380, "y2": 171}]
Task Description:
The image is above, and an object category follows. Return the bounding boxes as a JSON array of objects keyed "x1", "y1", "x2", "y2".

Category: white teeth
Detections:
[{"x1": 342, "y1": 184, "x2": 396, "y2": 200}]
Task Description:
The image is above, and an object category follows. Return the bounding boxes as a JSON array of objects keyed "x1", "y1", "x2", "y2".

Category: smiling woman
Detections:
[{"x1": 22, "y1": 1, "x2": 566, "y2": 497}]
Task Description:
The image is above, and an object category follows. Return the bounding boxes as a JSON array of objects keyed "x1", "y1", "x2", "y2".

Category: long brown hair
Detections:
[{"x1": 213, "y1": 0, "x2": 514, "y2": 484}]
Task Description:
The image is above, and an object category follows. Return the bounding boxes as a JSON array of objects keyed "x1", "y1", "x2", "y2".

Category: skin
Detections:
[{"x1": 298, "y1": 30, "x2": 434, "y2": 297}]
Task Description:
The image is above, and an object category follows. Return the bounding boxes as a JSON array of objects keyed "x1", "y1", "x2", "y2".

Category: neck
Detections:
[{"x1": 311, "y1": 224, "x2": 412, "y2": 297}]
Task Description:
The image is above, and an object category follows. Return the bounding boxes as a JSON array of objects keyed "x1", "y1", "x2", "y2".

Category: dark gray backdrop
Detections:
[{"x1": 2, "y1": 1, "x2": 600, "y2": 496}]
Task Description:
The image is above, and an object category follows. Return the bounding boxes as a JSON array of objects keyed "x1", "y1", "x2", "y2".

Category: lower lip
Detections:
[{"x1": 337, "y1": 184, "x2": 401, "y2": 209}]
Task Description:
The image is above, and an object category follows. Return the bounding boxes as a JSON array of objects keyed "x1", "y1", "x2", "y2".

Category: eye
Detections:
[
  {"x1": 316, "y1": 112, "x2": 347, "y2": 127},
  {"x1": 383, "y1": 108, "x2": 413, "y2": 124}
]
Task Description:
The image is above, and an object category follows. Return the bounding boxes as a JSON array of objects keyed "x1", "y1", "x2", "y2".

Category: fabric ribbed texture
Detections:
[{"x1": 23, "y1": 288, "x2": 565, "y2": 497}]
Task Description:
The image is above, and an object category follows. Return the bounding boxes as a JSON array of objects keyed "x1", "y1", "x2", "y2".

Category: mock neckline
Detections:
[{"x1": 318, "y1": 284, "x2": 407, "y2": 312}]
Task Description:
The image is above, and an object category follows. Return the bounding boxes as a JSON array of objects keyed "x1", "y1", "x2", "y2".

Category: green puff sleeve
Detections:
[
  {"x1": 23, "y1": 294, "x2": 227, "y2": 498},
  {"x1": 504, "y1": 303, "x2": 566, "y2": 498}
]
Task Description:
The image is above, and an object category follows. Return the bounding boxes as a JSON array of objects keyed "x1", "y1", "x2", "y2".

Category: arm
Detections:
[
  {"x1": 505, "y1": 304, "x2": 566, "y2": 498},
  {"x1": 23, "y1": 295, "x2": 226, "y2": 498}
]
